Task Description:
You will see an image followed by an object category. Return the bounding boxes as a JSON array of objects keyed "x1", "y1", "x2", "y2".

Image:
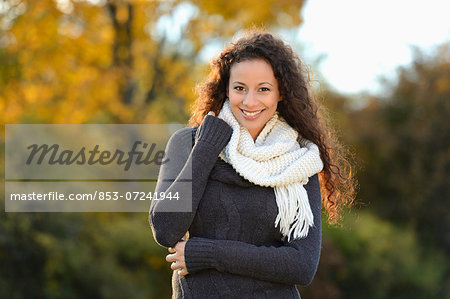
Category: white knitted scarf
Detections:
[{"x1": 217, "y1": 98, "x2": 324, "y2": 242}]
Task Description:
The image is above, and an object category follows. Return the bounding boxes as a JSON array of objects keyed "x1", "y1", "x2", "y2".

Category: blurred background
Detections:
[{"x1": 0, "y1": 0, "x2": 449, "y2": 298}]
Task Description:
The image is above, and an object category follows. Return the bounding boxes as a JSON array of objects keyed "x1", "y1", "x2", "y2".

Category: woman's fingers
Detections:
[
  {"x1": 169, "y1": 259, "x2": 189, "y2": 276},
  {"x1": 166, "y1": 252, "x2": 185, "y2": 267},
  {"x1": 170, "y1": 261, "x2": 178, "y2": 270},
  {"x1": 166, "y1": 241, "x2": 188, "y2": 275},
  {"x1": 174, "y1": 240, "x2": 185, "y2": 252},
  {"x1": 178, "y1": 268, "x2": 189, "y2": 276},
  {"x1": 165, "y1": 253, "x2": 174, "y2": 262}
]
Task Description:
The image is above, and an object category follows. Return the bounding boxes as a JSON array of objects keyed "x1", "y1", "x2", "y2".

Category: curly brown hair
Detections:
[{"x1": 188, "y1": 29, "x2": 357, "y2": 224}]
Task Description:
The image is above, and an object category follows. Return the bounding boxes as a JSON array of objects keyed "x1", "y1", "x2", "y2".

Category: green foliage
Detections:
[
  {"x1": 351, "y1": 43, "x2": 450, "y2": 252},
  {"x1": 314, "y1": 211, "x2": 448, "y2": 299},
  {"x1": 324, "y1": 211, "x2": 448, "y2": 298},
  {"x1": 0, "y1": 212, "x2": 172, "y2": 299}
]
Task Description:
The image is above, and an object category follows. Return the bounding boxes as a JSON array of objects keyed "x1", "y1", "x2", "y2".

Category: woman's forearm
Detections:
[{"x1": 149, "y1": 115, "x2": 232, "y2": 248}]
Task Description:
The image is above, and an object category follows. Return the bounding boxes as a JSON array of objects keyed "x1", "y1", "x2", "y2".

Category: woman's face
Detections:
[{"x1": 226, "y1": 59, "x2": 282, "y2": 140}]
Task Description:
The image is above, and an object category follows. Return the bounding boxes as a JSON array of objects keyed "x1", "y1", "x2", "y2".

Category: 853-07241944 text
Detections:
[{"x1": 9, "y1": 191, "x2": 180, "y2": 201}]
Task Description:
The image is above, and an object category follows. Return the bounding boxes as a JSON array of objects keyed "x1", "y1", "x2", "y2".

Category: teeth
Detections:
[{"x1": 242, "y1": 109, "x2": 262, "y2": 116}]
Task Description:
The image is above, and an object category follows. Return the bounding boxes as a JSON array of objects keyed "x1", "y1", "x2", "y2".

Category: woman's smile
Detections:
[{"x1": 239, "y1": 108, "x2": 266, "y2": 119}]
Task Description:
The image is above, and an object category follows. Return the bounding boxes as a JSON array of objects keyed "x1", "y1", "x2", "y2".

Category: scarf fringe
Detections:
[{"x1": 274, "y1": 184, "x2": 314, "y2": 242}]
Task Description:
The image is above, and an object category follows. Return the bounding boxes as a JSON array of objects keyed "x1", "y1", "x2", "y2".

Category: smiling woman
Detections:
[
  {"x1": 227, "y1": 59, "x2": 282, "y2": 140},
  {"x1": 149, "y1": 28, "x2": 357, "y2": 298}
]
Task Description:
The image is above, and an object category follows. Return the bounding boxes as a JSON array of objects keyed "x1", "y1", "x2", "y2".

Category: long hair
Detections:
[{"x1": 188, "y1": 29, "x2": 357, "y2": 224}]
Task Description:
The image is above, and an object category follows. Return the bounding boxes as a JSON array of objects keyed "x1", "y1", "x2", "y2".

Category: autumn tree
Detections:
[{"x1": 0, "y1": 0, "x2": 306, "y2": 125}]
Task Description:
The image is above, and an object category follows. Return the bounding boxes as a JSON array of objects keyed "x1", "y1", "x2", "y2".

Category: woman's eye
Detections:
[{"x1": 233, "y1": 86, "x2": 269, "y2": 92}]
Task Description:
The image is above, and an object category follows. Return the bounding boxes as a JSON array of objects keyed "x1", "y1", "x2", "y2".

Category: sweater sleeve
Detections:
[
  {"x1": 148, "y1": 115, "x2": 233, "y2": 248},
  {"x1": 184, "y1": 174, "x2": 322, "y2": 286}
]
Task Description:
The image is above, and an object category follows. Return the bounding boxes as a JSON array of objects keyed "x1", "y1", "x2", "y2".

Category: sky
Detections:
[
  {"x1": 295, "y1": 0, "x2": 450, "y2": 95},
  {"x1": 155, "y1": 0, "x2": 450, "y2": 97}
]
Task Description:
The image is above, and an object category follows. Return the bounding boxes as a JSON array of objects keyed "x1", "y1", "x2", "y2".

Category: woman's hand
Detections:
[
  {"x1": 194, "y1": 110, "x2": 217, "y2": 144},
  {"x1": 166, "y1": 240, "x2": 189, "y2": 276}
]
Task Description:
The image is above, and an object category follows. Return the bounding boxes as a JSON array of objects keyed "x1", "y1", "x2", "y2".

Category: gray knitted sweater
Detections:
[{"x1": 149, "y1": 115, "x2": 322, "y2": 298}]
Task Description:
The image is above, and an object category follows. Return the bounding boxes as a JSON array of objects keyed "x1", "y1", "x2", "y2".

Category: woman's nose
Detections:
[{"x1": 243, "y1": 91, "x2": 258, "y2": 107}]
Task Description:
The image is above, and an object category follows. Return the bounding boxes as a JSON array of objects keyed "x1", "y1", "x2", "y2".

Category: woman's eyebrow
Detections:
[{"x1": 232, "y1": 81, "x2": 273, "y2": 86}]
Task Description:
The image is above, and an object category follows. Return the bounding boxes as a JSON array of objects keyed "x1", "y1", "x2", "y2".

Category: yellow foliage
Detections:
[{"x1": 1, "y1": 0, "x2": 306, "y2": 125}]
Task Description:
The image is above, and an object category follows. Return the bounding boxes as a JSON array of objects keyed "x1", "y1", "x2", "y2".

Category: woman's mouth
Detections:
[{"x1": 240, "y1": 108, "x2": 265, "y2": 119}]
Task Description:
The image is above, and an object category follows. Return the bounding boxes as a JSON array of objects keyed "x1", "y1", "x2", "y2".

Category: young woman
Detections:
[{"x1": 149, "y1": 29, "x2": 356, "y2": 298}]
